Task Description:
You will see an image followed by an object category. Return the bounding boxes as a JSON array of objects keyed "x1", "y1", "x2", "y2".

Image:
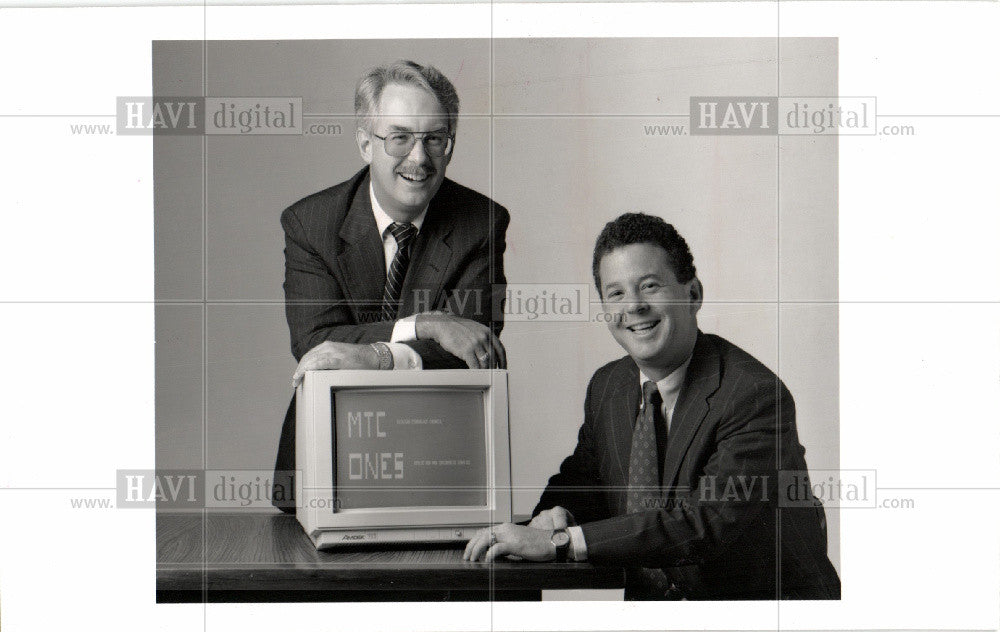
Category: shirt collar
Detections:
[
  {"x1": 369, "y1": 181, "x2": 428, "y2": 239},
  {"x1": 639, "y1": 355, "x2": 693, "y2": 410}
]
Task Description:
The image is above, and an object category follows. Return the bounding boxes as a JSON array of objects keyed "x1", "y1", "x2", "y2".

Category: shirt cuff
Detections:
[
  {"x1": 390, "y1": 315, "x2": 418, "y2": 342},
  {"x1": 567, "y1": 525, "x2": 587, "y2": 561},
  {"x1": 384, "y1": 342, "x2": 422, "y2": 370}
]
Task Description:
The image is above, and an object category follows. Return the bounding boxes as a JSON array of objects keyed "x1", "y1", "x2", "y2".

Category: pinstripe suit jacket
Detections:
[
  {"x1": 533, "y1": 332, "x2": 841, "y2": 600},
  {"x1": 281, "y1": 166, "x2": 508, "y2": 366}
]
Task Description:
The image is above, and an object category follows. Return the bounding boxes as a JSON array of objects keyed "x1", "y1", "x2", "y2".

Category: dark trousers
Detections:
[{"x1": 271, "y1": 396, "x2": 297, "y2": 513}]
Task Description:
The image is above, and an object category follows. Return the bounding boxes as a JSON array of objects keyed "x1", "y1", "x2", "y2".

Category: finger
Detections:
[
  {"x1": 296, "y1": 363, "x2": 315, "y2": 380},
  {"x1": 476, "y1": 339, "x2": 493, "y2": 369},
  {"x1": 465, "y1": 529, "x2": 488, "y2": 561},
  {"x1": 463, "y1": 349, "x2": 482, "y2": 370},
  {"x1": 552, "y1": 506, "x2": 576, "y2": 526},
  {"x1": 526, "y1": 516, "x2": 548, "y2": 530},
  {"x1": 488, "y1": 334, "x2": 507, "y2": 369},
  {"x1": 469, "y1": 534, "x2": 492, "y2": 561},
  {"x1": 292, "y1": 362, "x2": 311, "y2": 387},
  {"x1": 463, "y1": 531, "x2": 484, "y2": 560},
  {"x1": 474, "y1": 346, "x2": 492, "y2": 370},
  {"x1": 528, "y1": 510, "x2": 552, "y2": 530},
  {"x1": 485, "y1": 542, "x2": 514, "y2": 562},
  {"x1": 475, "y1": 344, "x2": 494, "y2": 370},
  {"x1": 310, "y1": 354, "x2": 343, "y2": 372},
  {"x1": 551, "y1": 511, "x2": 568, "y2": 531}
]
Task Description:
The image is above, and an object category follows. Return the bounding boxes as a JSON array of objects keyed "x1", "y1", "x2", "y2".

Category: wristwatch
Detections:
[
  {"x1": 551, "y1": 528, "x2": 571, "y2": 563},
  {"x1": 369, "y1": 342, "x2": 394, "y2": 370}
]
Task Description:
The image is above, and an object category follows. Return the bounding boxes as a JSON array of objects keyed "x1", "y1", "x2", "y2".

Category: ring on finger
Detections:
[{"x1": 489, "y1": 530, "x2": 497, "y2": 547}]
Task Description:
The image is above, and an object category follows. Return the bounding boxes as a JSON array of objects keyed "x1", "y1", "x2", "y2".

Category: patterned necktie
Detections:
[
  {"x1": 627, "y1": 381, "x2": 663, "y2": 513},
  {"x1": 627, "y1": 380, "x2": 674, "y2": 598},
  {"x1": 381, "y1": 222, "x2": 416, "y2": 321}
]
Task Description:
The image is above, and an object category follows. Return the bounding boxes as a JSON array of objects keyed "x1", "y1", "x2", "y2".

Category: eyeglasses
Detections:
[{"x1": 372, "y1": 130, "x2": 454, "y2": 158}]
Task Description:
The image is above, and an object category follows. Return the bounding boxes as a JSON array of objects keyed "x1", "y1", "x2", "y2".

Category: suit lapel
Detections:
[
  {"x1": 661, "y1": 332, "x2": 722, "y2": 492},
  {"x1": 606, "y1": 359, "x2": 640, "y2": 515},
  {"x1": 335, "y1": 175, "x2": 386, "y2": 311},
  {"x1": 400, "y1": 194, "x2": 453, "y2": 316}
]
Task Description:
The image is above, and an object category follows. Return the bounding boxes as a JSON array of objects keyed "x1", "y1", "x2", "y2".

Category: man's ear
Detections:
[
  {"x1": 356, "y1": 127, "x2": 373, "y2": 164},
  {"x1": 442, "y1": 134, "x2": 455, "y2": 168},
  {"x1": 688, "y1": 278, "x2": 704, "y2": 313}
]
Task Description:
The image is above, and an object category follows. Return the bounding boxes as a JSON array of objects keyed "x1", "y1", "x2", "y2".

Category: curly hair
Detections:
[{"x1": 592, "y1": 212, "x2": 696, "y2": 296}]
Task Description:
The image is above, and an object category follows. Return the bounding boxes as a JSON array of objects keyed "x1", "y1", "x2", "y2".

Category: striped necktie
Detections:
[{"x1": 381, "y1": 222, "x2": 417, "y2": 321}]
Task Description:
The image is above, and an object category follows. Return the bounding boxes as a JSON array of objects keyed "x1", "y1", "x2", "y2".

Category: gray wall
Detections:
[{"x1": 154, "y1": 38, "x2": 839, "y2": 568}]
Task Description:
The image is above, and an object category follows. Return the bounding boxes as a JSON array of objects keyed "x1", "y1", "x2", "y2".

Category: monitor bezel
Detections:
[{"x1": 296, "y1": 369, "x2": 511, "y2": 532}]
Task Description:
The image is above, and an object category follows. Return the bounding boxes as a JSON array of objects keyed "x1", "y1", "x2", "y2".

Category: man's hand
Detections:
[
  {"x1": 527, "y1": 506, "x2": 576, "y2": 531},
  {"x1": 415, "y1": 312, "x2": 507, "y2": 370},
  {"x1": 291, "y1": 341, "x2": 379, "y2": 387},
  {"x1": 462, "y1": 523, "x2": 555, "y2": 562}
]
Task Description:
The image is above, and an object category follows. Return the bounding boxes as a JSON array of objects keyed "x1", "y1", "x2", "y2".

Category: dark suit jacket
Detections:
[
  {"x1": 273, "y1": 167, "x2": 509, "y2": 511},
  {"x1": 281, "y1": 166, "x2": 508, "y2": 366},
  {"x1": 533, "y1": 332, "x2": 841, "y2": 600}
]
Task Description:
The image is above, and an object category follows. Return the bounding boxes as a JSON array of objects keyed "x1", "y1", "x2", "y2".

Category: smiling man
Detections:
[
  {"x1": 273, "y1": 60, "x2": 509, "y2": 511},
  {"x1": 464, "y1": 213, "x2": 840, "y2": 600}
]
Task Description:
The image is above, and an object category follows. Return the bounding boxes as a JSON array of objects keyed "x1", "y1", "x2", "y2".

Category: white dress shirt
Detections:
[
  {"x1": 565, "y1": 356, "x2": 692, "y2": 561},
  {"x1": 369, "y1": 183, "x2": 429, "y2": 370}
]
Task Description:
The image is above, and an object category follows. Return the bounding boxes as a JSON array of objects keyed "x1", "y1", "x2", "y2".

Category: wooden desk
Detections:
[{"x1": 157, "y1": 512, "x2": 625, "y2": 602}]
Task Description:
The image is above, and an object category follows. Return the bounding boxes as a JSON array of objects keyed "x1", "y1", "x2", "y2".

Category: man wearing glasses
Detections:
[{"x1": 273, "y1": 60, "x2": 509, "y2": 511}]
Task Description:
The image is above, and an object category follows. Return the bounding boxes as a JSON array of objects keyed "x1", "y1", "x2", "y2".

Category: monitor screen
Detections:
[{"x1": 332, "y1": 387, "x2": 488, "y2": 510}]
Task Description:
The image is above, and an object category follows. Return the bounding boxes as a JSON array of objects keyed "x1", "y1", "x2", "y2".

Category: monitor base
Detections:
[{"x1": 309, "y1": 525, "x2": 482, "y2": 549}]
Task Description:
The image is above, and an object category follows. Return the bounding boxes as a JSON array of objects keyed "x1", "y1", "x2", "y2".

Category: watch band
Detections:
[
  {"x1": 551, "y1": 528, "x2": 570, "y2": 563},
  {"x1": 370, "y1": 342, "x2": 394, "y2": 370}
]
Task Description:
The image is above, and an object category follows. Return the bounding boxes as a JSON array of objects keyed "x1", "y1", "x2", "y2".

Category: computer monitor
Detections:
[{"x1": 295, "y1": 369, "x2": 512, "y2": 549}]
